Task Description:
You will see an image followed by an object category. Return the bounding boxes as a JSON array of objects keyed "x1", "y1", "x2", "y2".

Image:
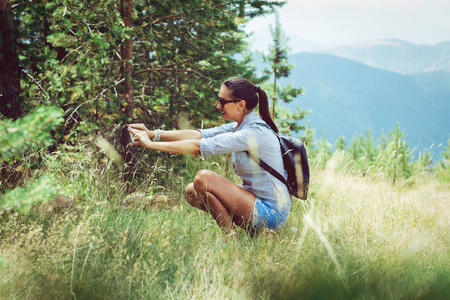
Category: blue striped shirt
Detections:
[{"x1": 199, "y1": 111, "x2": 291, "y2": 210}]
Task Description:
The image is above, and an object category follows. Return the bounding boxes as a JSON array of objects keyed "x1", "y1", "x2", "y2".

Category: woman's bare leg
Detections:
[
  {"x1": 184, "y1": 183, "x2": 207, "y2": 212},
  {"x1": 185, "y1": 180, "x2": 237, "y2": 234},
  {"x1": 184, "y1": 170, "x2": 255, "y2": 233}
]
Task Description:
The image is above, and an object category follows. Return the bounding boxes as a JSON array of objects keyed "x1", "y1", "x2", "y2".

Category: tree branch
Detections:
[
  {"x1": 22, "y1": 70, "x2": 50, "y2": 100},
  {"x1": 58, "y1": 0, "x2": 94, "y2": 36},
  {"x1": 132, "y1": 59, "x2": 193, "y2": 78},
  {"x1": 11, "y1": 0, "x2": 35, "y2": 9},
  {"x1": 143, "y1": 3, "x2": 226, "y2": 28},
  {"x1": 154, "y1": 68, "x2": 212, "y2": 81},
  {"x1": 66, "y1": 78, "x2": 125, "y2": 124},
  {"x1": 133, "y1": 101, "x2": 153, "y2": 119},
  {"x1": 143, "y1": 13, "x2": 184, "y2": 28}
]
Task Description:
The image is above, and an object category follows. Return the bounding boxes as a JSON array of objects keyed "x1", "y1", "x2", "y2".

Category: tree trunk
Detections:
[
  {"x1": 272, "y1": 70, "x2": 277, "y2": 119},
  {"x1": 0, "y1": 0, "x2": 21, "y2": 120},
  {"x1": 119, "y1": 0, "x2": 136, "y2": 185}
]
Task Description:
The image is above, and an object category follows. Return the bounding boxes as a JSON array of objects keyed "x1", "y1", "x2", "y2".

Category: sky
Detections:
[{"x1": 244, "y1": 0, "x2": 450, "y2": 52}]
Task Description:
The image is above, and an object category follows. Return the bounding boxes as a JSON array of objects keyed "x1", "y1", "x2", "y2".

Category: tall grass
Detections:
[{"x1": 0, "y1": 147, "x2": 449, "y2": 299}]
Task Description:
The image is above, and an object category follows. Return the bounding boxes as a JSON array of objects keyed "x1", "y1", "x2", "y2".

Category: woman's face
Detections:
[{"x1": 217, "y1": 85, "x2": 243, "y2": 121}]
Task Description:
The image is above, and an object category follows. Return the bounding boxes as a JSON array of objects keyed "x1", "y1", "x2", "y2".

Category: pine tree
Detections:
[
  {"x1": 0, "y1": 106, "x2": 63, "y2": 162},
  {"x1": 436, "y1": 135, "x2": 450, "y2": 182},
  {"x1": 261, "y1": 13, "x2": 308, "y2": 134},
  {"x1": 11, "y1": 0, "x2": 282, "y2": 145},
  {"x1": 335, "y1": 136, "x2": 346, "y2": 151},
  {"x1": 377, "y1": 123, "x2": 413, "y2": 185},
  {"x1": 302, "y1": 120, "x2": 316, "y2": 152},
  {"x1": 0, "y1": 106, "x2": 63, "y2": 214}
]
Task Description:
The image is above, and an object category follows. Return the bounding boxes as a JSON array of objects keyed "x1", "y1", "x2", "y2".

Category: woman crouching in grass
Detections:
[{"x1": 128, "y1": 78, "x2": 291, "y2": 236}]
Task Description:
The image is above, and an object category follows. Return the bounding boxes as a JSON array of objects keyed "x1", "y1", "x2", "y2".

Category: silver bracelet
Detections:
[{"x1": 154, "y1": 129, "x2": 162, "y2": 142}]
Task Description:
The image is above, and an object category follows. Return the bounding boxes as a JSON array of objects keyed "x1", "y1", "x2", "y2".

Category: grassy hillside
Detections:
[
  {"x1": 1, "y1": 149, "x2": 449, "y2": 299},
  {"x1": 279, "y1": 53, "x2": 450, "y2": 153}
]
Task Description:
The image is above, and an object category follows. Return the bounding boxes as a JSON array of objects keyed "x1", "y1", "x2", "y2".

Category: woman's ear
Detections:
[{"x1": 238, "y1": 100, "x2": 246, "y2": 111}]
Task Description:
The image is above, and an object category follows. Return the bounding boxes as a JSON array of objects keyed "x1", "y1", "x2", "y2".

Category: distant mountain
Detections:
[
  {"x1": 318, "y1": 39, "x2": 450, "y2": 75},
  {"x1": 246, "y1": 29, "x2": 323, "y2": 54},
  {"x1": 410, "y1": 71, "x2": 450, "y2": 95},
  {"x1": 275, "y1": 53, "x2": 450, "y2": 154}
]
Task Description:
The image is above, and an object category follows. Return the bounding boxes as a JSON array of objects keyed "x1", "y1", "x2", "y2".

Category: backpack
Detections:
[{"x1": 246, "y1": 124, "x2": 310, "y2": 200}]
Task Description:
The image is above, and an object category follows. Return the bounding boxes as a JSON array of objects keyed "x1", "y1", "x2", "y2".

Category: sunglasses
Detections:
[{"x1": 217, "y1": 95, "x2": 243, "y2": 109}]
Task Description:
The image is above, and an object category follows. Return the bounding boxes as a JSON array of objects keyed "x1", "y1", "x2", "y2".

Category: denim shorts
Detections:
[{"x1": 252, "y1": 198, "x2": 290, "y2": 231}]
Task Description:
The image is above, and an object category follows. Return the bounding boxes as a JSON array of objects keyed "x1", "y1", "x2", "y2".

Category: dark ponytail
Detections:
[
  {"x1": 255, "y1": 86, "x2": 279, "y2": 133},
  {"x1": 223, "y1": 78, "x2": 279, "y2": 133}
]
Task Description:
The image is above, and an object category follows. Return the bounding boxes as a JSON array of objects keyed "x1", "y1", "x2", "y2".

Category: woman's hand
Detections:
[
  {"x1": 127, "y1": 127, "x2": 201, "y2": 155},
  {"x1": 127, "y1": 127, "x2": 152, "y2": 148},
  {"x1": 126, "y1": 123, "x2": 153, "y2": 139}
]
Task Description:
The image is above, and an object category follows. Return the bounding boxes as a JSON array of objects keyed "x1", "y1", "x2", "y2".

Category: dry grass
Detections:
[{"x1": 0, "y1": 150, "x2": 449, "y2": 299}]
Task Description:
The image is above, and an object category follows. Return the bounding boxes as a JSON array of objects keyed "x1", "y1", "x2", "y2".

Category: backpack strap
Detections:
[
  {"x1": 245, "y1": 122, "x2": 288, "y2": 188},
  {"x1": 245, "y1": 150, "x2": 288, "y2": 186}
]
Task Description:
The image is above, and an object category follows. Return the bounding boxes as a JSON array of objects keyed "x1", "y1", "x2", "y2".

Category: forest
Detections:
[{"x1": 1, "y1": 0, "x2": 449, "y2": 298}]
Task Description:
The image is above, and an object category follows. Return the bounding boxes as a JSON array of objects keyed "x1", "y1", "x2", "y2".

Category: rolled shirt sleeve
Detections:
[
  {"x1": 198, "y1": 122, "x2": 236, "y2": 139},
  {"x1": 199, "y1": 129, "x2": 255, "y2": 157},
  {"x1": 198, "y1": 122, "x2": 239, "y2": 157}
]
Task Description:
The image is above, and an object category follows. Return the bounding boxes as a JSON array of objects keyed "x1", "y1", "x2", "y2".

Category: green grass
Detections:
[{"x1": 0, "y1": 148, "x2": 449, "y2": 299}]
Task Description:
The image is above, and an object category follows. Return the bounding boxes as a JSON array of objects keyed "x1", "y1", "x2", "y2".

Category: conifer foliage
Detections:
[
  {"x1": 7, "y1": 0, "x2": 282, "y2": 140},
  {"x1": 308, "y1": 123, "x2": 434, "y2": 186},
  {"x1": 0, "y1": 106, "x2": 63, "y2": 214},
  {"x1": 0, "y1": 106, "x2": 63, "y2": 162},
  {"x1": 0, "y1": 0, "x2": 284, "y2": 183},
  {"x1": 261, "y1": 13, "x2": 308, "y2": 134},
  {"x1": 436, "y1": 136, "x2": 450, "y2": 182}
]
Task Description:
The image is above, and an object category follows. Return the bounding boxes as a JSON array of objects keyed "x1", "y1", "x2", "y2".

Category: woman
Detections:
[{"x1": 128, "y1": 78, "x2": 291, "y2": 235}]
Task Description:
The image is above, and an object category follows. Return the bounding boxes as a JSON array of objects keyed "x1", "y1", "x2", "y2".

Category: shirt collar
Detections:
[{"x1": 234, "y1": 111, "x2": 264, "y2": 131}]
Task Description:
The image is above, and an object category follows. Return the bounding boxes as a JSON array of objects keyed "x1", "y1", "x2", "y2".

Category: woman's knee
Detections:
[
  {"x1": 184, "y1": 182, "x2": 195, "y2": 201},
  {"x1": 193, "y1": 169, "x2": 213, "y2": 191},
  {"x1": 184, "y1": 182, "x2": 194, "y2": 194},
  {"x1": 184, "y1": 182, "x2": 205, "y2": 209}
]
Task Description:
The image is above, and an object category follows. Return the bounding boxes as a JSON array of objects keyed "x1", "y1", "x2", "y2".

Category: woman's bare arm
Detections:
[
  {"x1": 128, "y1": 127, "x2": 201, "y2": 155},
  {"x1": 127, "y1": 123, "x2": 201, "y2": 141},
  {"x1": 158, "y1": 129, "x2": 201, "y2": 141}
]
